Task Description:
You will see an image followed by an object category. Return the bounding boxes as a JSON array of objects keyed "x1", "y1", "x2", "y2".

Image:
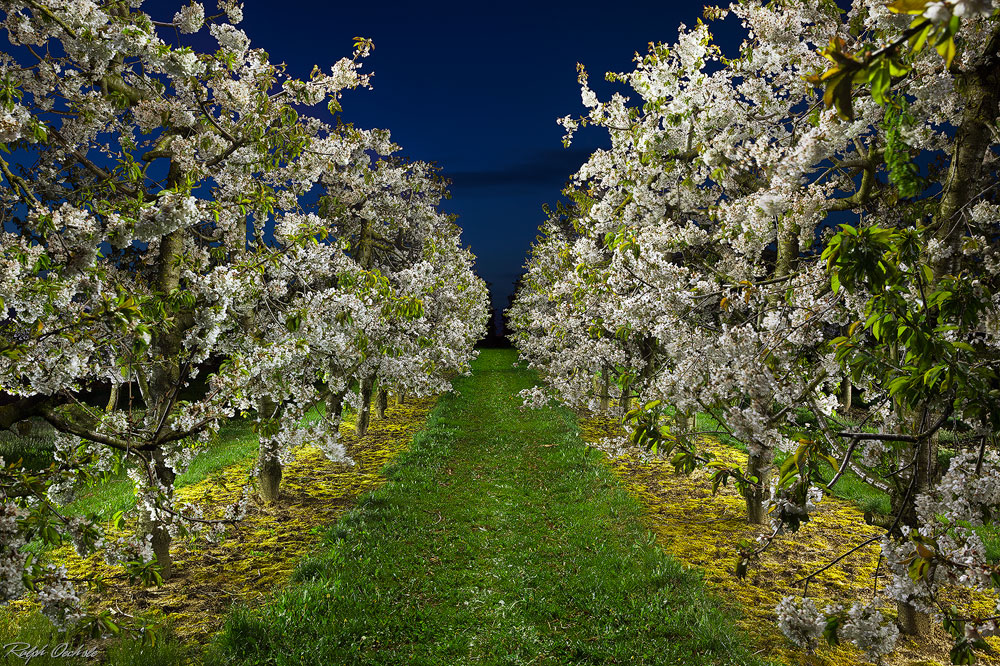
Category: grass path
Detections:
[{"x1": 211, "y1": 349, "x2": 773, "y2": 665}]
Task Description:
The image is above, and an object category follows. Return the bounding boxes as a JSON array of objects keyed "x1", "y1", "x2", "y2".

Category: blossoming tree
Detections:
[
  {"x1": 246, "y1": 153, "x2": 488, "y2": 503},
  {"x1": 510, "y1": 0, "x2": 1000, "y2": 660},
  {"x1": 0, "y1": 0, "x2": 486, "y2": 632}
]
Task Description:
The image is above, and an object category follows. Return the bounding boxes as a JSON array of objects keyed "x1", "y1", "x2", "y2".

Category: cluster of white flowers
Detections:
[
  {"x1": 840, "y1": 602, "x2": 900, "y2": 663},
  {"x1": 173, "y1": 2, "x2": 205, "y2": 33},
  {"x1": 217, "y1": 0, "x2": 243, "y2": 24},
  {"x1": 518, "y1": 386, "x2": 554, "y2": 411},
  {"x1": 0, "y1": 496, "x2": 27, "y2": 602},
  {"x1": 776, "y1": 596, "x2": 898, "y2": 661},
  {"x1": 775, "y1": 596, "x2": 825, "y2": 651},
  {"x1": 35, "y1": 566, "x2": 83, "y2": 629},
  {"x1": 103, "y1": 532, "x2": 156, "y2": 569},
  {"x1": 0, "y1": 103, "x2": 29, "y2": 142},
  {"x1": 923, "y1": 0, "x2": 994, "y2": 24},
  {"x1": 166, "y1": 48, "x2": 205, "y2": 79},
  {"x1": 135, "y1": 193, "x2": 201, "y2": 240},
  {"x1": 915, "y1": 451, "x2": 1000, "y2": 529},
  {"x1": 209, "y1": 23, "x2": 249, "y2": 56}
]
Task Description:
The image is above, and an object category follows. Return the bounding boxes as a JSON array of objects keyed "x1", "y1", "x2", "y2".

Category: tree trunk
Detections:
[
  {"x1": 149, "y1": 520, "x2": 172, "y2": 580},
  {"x1": 141, "y1": 226, "x2": 186, "y2": 582},
  {"x1": 376, "y1": 388, "x2": 388, "y2": 420},
  {"x1": 257, "y1": 454, "x2": 282, "y2": 504},
  {"x1": 326, "y1": 389, "x2": 346, "y2": 423},
  {"x1": 933, "y1": 23, "x2": 1000, "y2": 270},
  {"x1": 897, "y1": 601, "x2": 932, "y2": 636},
  {"x1": 355, "y1": 377, "x2": 373, "y2": 437},
  {"x1": 745, "y1": 443, "x2": 774, "y2": 525},
  {"x1": 140, "y1": 448, "x2": 177, "y2": 580},
  {"x1": 256, "y1": 396, "x2": 282, "y2": 504},
  {"x1": 743, "y1": 216, "x2": 795, "y2": 526},
  {"x1": 619, "y1": 378, "x2": 631, "y2": 419},
  {"x1": 675, "y1": 410, "x2": 692, "y2": 437},
  {"x1": 599, "y1": 370, "x2": 610, "y2": 412},
  {"x1": 894, "y1": 413, "x2": 939, "y2": 635},
  {"x1": 775, "y1": 217, "x2": 800, "y2": 277},
  {"x1": 839, "y1": 377, "x2": 852, "y2": 412},
  {"x1": 105, "y1": 382, "x2": 120, "y2": 412}
]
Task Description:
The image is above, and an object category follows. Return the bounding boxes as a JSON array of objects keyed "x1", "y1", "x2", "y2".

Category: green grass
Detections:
[
  {"x1": 979, "y1": 526, "x2": 1000, "y2": 562},
  {"x1": 0, "y1": 418, "x2": 55, "y2": 471},
  {"x1": 207, "y1": 349, "x2": 774, "y2": 666},
  {"x1": 690, "y1": 407, "x2": 893, "y2": 516},
  {"x1": 174, "y1": 424, "x2": 260, "y2": 488},
  {"x1": 693, "y1": 402, "x2": 1000, "y2": 561},
  {"x1": 14, "y1": 417, "x2": 262, "y2": 564},
  {"x1": 0, "y1": 608, "x2": 86, "y2": 666},
  {"x1": 55, "y1": 418, "x2": 260, "y2": 523},
  {"x1": 102, "y1": 633, "x2": 189, "y2": 666},
  {"x1": 0, "y1": 607, "x2": 191, "y2": 666},
  {"x1": 816, "y1": 462, "x2": 892, "y2": 516}
]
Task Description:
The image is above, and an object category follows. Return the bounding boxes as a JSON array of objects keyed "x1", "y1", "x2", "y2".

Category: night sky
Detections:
[{"x1": 230, "y1": 1, "x2": 742, "y2": 327}]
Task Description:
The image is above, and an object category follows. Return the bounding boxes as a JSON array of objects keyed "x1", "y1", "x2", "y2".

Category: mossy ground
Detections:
[
  {"x1": 0, "y1": 397, "x2": 434, "y2": 660},
  {"x1": 579, "y1": 416, "x2": 1000, "y2": 666}
]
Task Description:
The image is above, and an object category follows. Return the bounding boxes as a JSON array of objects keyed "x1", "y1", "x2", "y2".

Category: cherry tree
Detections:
[
  {"x1": 0, "y1": 0, "x2": 486, "y2": 633},
  {"x1": 245, "y1": 152, "x2": 488, "y2": 503},
  {"x1": 316, "y1": 155, "x2": 488, "y2": 436},
  {"x1": 511, "y1": 0, "x2": 1000, "y2": 660},
  {"x1": 0, "y1": 0, "x2": 371, "y2": 623}
]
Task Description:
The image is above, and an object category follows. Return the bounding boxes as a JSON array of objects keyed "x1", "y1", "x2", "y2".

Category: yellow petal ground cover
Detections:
[
  {"x1": 579, "y1": 415, "x2": 1000, "y2": 666},
  {"x1": 2, "y1": 398, "x2": 435, "y2": 646}
]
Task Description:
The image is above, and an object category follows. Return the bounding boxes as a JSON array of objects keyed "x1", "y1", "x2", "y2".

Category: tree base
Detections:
[
  {"x1": 376, "y1": 389, "x2": 388, "y2": 420},
  {"x1": 356, "y1": 379, "x2": 373, "y2": 437},
  {"x1": 144, "y1": 521, "x2": 173, "y2": 582},
  {"x1": 258, "y1": 456, "x2": 282, "y2": 504},
  {"x1": 897, "y1": 601, "x2": 931, "y2": 635}
]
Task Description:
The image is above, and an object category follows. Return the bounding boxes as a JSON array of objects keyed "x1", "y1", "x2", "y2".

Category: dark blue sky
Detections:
[{"x1": 233, "y1": 2, "x2": 735, "y2": 321}]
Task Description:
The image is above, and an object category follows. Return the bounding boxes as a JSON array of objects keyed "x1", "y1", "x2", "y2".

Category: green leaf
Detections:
[
  {"x1": 921, "y1": 263, "x2": 934, "y2": 285},
  {"x1": 910, "y1": 20, "x2": 932, "y2": 52},
  {"x1": 888, "y1": 57, "x2": 910, "y2": 77},
  {"x1": 831, "y1": 75, "x2": 855, "y2": 120},
  {"x1": 943, "y1": 610, "x2": 966, "y2": 640},
  {"x1": 949, "y1": 637, "x2": 976, "y2": 665},
  {"x1": 823, "y1": 615, "x2": 842, "y2": 646},
  {"x1": 869, "y1": 61, "x2": 891, "y2": 105},
  {"x1": 888, "y1": 375, "x2": 915, "y2": 397},
  {"x1": 923, "y1": 364, "x2": 946, "y2": 388},
  {"x1": 889, "y1": 0, "x2": 932, "y2": 14},
  {"x1": 907, "y1": 556, "x2": 930, "y2": 582},
  {"x1": 937, "y1": 37, "x2": 957, "y2": 68}
]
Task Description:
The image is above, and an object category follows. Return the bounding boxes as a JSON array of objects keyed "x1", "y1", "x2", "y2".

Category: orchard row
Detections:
[
  {"x1": 0, "y1": 0, "x2": 488, "y2": 634},
  {"x1": 509, "y1": 0, "x2": 1000, "y2": 662}
]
